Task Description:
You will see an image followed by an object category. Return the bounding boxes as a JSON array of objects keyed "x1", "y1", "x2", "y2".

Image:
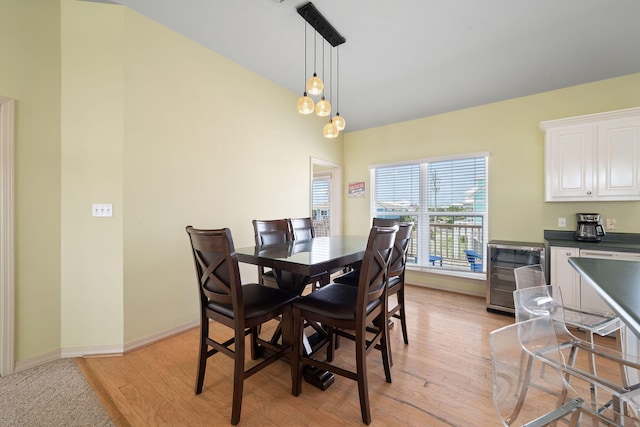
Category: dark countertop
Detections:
[
  {"x1": 568, "y1": 257, "x2": 640, "y2": 338},
  {"x1": 544, "y1": 230, "x2": 640, "y2": 253}
]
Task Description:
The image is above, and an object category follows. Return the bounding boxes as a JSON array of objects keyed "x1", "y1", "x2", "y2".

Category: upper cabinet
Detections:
[{"x1": 541, "y1": 107, "x2": 640, "y2": 202}]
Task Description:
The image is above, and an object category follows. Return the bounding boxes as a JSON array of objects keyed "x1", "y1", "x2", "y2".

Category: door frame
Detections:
[
  {"x1": 0, "y1": 96, "x2": 15, "y2": 376},
  {"x1": 310, "y1": 157, "x2": 342, "y2": 235}
]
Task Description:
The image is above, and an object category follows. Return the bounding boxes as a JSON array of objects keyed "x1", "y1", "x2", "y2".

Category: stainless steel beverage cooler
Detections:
[{"x1": 486, "y1": 240, "x2": 546, "y2": 314}]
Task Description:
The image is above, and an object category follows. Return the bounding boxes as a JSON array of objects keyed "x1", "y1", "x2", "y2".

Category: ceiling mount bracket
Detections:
[{"x1": 297, "y1": 2, "x2": 345, "y2": 47}]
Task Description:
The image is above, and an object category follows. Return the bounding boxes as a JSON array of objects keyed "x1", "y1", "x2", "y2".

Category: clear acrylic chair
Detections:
[
  {"x1": 491, "y1": 316, "x2": 640, "y2": 426},
  {"x1": 513, "y1": 286, "x2": 640, "y2": 423},
  {"x1": 514, "y1": 265, "x2": 622, "y2": 376}
]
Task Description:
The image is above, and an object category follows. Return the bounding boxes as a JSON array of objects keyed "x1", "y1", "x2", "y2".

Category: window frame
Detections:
[{"x1": 369, "y1": 152, "x2": 489, "y2": 277}]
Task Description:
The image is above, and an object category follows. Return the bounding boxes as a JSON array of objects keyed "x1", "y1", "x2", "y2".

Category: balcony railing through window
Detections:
[{"x1": 374, "y1": 214, "x2": 486, "y2": 272}]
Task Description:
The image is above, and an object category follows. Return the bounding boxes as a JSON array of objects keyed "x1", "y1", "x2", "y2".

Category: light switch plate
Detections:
[
  {"x1": 558, "y1": 217, "x2": 567, "y2": 228},
  {"x1": 92, "y1": 204, "x2": 113, "y2": 217}
]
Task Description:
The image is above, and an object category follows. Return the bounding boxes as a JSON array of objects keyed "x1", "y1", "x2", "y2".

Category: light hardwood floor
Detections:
[{"x1": 76, "y1": 286, "x2": 617, "y2": 426}]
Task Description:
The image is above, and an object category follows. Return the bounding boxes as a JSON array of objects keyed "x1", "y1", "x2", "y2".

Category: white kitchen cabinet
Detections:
[
  {"x1": 541, "y1": 107, "x2": 640, "y2": 202},
  {"x1": 550, "y1": 246, "x2": 580, "y2": 308}
]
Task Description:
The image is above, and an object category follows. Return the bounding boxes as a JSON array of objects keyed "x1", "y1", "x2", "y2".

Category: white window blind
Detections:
[
  {"x1": 312, "y1": 176, "x2": 331, "y2": 236},
  {"x1": 370, "y1": 154, "x2": 488, "y2": 273}
]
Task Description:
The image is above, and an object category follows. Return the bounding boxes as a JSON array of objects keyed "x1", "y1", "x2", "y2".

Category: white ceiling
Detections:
[{"x1": 91, "y1": 0, "x2": 640, "y2": 132}]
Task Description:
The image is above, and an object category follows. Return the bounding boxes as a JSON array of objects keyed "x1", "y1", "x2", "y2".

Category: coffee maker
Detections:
[{"x1": 575, "y1": 213, "x2": 606, "y2": 242}]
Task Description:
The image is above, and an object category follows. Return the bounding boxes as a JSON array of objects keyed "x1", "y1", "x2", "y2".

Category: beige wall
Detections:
[
  {"x1": 3, "y1": 0, "x2": 342, "y2": 366},
  {"x1": 343, "y1": 73, "x2": 640, "y2": 295},
  {"x1": 3, "y1": 0, "x2": 639, "y2": 365},
  {"x1": 0, "y1": 0, "x2": 62, "y2": 363},
  {"x1": 61, "y1": 0, "x2": 124, "y2": 352}
]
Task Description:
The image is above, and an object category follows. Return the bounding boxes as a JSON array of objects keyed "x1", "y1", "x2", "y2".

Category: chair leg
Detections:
[
  {"x1": 397, "y1": 288, "x2": 409, "y2": 345},
  {"x1": 195, "y1": 318, "x2": 208, "y2": 395},
  {"x1": 355, "y1": 327, "x2": 372, "y2": 425},
  {"x1": 291, "y1": 308, "x2": 303, "y2": 397},
  {"x1": 377, "y1": 315, "x2": 392, "y2": 383},
  {"x1": 231, "y1": 328, "x2": 245, "y2": 425},
  {"x1": 327, "y1": 327, "x2": 335, "y2": 362},
  {"x1": 250, "y1": 326, "x2": 260, "y2": 360}
]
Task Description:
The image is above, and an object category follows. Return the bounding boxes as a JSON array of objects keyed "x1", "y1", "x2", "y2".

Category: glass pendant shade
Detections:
[
  {"x1": 333, "y1": 113, "x2": 346, "y2": 131},
  {"x1": 296, "y1": 93, "x2": 315, "y2": 115},
  {"x1": 323, "y1": 119, "x2": 339, "y2": 138},
  {"x1": 306, "y1": 73, "x2": 323, "y2": 95},
  {"x1": 315, "y1": 97, "x2": 331, "y2": 117}
]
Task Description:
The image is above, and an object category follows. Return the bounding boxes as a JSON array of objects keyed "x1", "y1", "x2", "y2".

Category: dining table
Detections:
[
  {"x1": 236, "y1": 234, "x2": 369, "y2": 390},
  {"x1": 236, "y1": 235, "x2": 369, "y2": 295},
  {"x1": 568, "y1": 257, "x2": 640, "y2": 339}
]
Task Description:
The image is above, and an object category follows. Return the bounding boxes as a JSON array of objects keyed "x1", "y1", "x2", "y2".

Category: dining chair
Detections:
[
  {"x1": 513, "y1": 285, "x2": 640, "y2": 418},
  {"x1": 186, "y1": 226, "x2": 298, "y2": 425},
  {"x1": 490, "y1": 316, "x2": 638, "y2": 426},
  {"x1": 514, "y1": 264, "x2": 622, "y2": 378},
  {"x1": 290, "y1": 225, "x2": 397, "y2": 425},
  {"x1": 289, "y1": 217, "x2": 315, "y2": 241},
  {"x1": 252, "y1": 219, "x2": 293, "y2": 288},
  {"x1": 333, "y1": 221, "x2": 414, "y2": 365}
]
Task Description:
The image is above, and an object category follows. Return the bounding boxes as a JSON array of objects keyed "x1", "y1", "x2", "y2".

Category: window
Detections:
[
  {"x1": 312, "y1": 175, "x2": 331, "y2": 236},
  {"x1": 370, "y1": 153, "x2": 488, "y2": 273}
]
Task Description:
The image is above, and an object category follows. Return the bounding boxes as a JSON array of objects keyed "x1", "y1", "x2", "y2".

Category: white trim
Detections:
[
  {"x1": 61, "y1": 344, "x2": 124, "y2": 359},
  {"x1": 540, "y1": 106, "x2": 640, "y2": 130},
  {"x1": 14, "y1": 350, "x2": 61, "y2": 374},
  {"x1": 0, "y1": 97, "x2": 15, "y2": 377},
  {"x1": 368, "y1": 151, "x2": 490, "y2": 170},
  {"x1": 123, "y1": 320, "x2": 198, "y2": 353}
]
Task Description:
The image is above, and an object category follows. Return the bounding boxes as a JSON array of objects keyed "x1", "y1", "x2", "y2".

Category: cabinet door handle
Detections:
[
  {"x1": 566, "y1": 252, "x2": 572, "y2": 256},
  {"x1": 586, "y1": 191, "x2": 592, "y2": 195}
]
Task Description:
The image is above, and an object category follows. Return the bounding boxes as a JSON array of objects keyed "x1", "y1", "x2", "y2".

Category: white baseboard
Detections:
[
  {"x1": 123, "y1": 320, "x2": 198, "y2": 353},
  {"x1": 14, "y1": 349, "x2": 61, "y2": 373},
  {"x1": 11, "y1": 320, "x2": 199, "y2": 374},
  {"x1": 61, "y1": 344, "x2": 124, "y2": 359}
]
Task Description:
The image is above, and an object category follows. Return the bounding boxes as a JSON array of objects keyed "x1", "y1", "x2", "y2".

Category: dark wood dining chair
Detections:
[
  {"x1": 252, "y1": 219, "x2": 293, "y2": 288},
  {"x1": 333, "y1": 220, "x2": 414, "y2": 365},
  {"x1": 289, "y1": 217, "x2": 315, "y2": 241},
  {"x1": 291, "y1": 225, "x2": 397, "y2": 425},
  {"x1": 186, "y1": 226, "x2": 298, "y2": 425},
  {"x1": 289, "y1": 216, "x2": 337, "y2": 290}
]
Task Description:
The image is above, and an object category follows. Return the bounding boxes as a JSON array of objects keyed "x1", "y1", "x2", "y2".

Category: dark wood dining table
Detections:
[
  {"x1": 236, "y1": 235, "x2": 369, "y2": 390},
  {"x1": 236, "y1": 235, "x2": 369, "y2": 295}
]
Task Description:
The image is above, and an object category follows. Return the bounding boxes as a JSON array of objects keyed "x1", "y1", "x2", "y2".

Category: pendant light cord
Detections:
[
  {"x1": 303, "y1": 20, "x2": 307, "y2": 91},
  {"x1": 336, "y1": 46, "x2": 340, "y2": 113}
]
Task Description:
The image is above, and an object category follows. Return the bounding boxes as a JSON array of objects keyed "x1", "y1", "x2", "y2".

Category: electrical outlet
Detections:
[
  {"x1": 92, "y1": 204, "x2": 113, "y2": 217},
  {"x1": 606, "y1": 218, "x2": 616, "y2": 230},
  {"x1": 557, "y1": 217, "x2": 567, "y2": 228}
]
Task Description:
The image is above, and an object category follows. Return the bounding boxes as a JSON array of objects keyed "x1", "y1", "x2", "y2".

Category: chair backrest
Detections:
[
  {"x1": 186, "y1": 226, "x2": 244, "y2": 314},
  {"x1": 513, "y1": 285, "x2": 556, "y2": 323},
  {"x1": 289, "y1": 217, "x2": 315, "y2": 241},
  {"x1": 372, "y1": 217, "x2": 398, "y2": 227},
  {"x1": 513, "y1": 264, "x2": 547, "y2": 289},
  {"x1": 388, "y1": 222, "x2": 414, "y2": 278},
  {"x1": 356, "y1": 225, "x2": 398, "y2": 321},
  {"x1": 252, "y1": 219, "x2": 293, "y2": 246}
]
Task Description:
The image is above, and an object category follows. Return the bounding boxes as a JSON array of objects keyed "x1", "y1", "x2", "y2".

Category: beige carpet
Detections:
[{"x1": 0, "y1": 358, "x2": 113, "y2": 427}]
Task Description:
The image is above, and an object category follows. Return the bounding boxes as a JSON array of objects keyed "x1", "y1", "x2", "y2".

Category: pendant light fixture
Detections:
[
  {"x1": 323, "y1": 42, "x2": 338, "y2": 138},
  {"x1": 306, "y1": 30, "x2": 323, "y2": 96},
  {"x1": 296, "y1": 20, "x2": 314, "y2": 114},
  {"x1": 323, "y1": 119, "x2": 339, "y2": 138},
  {"x1": 315, "y1": 38, "x2": 331, "y2": 117},
  {"x1": 333, "y1": 45, "x2": 346, "y2": 131},
  {"x1": 296, "y1": 2, "x2": 346, "y2": 138}
]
